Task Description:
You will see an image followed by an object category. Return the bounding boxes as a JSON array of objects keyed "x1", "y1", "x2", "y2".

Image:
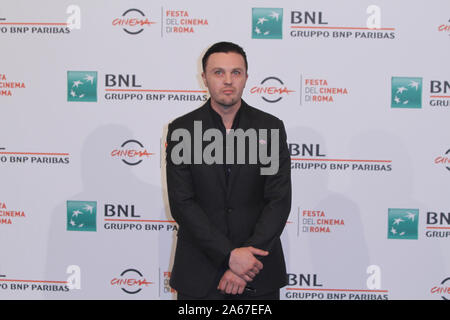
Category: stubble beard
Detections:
[
  {"x1": 211, "y1": 87, "x2": 243, "y2": 110},
  {"x1": 215, "y1": 96, "x2": 240, "y2": 109}
]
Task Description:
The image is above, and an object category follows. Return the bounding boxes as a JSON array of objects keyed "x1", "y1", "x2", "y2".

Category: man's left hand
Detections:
[{"x1": 217, "y1": 269, "x2": 247, "y2": 295}]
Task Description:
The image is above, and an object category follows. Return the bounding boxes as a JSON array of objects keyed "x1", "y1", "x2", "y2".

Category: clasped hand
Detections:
[{"x1": 217, "y1": 246, "x2": 269, "y2": 295}]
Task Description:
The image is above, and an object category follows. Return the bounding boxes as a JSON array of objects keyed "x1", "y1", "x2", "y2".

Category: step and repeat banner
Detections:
[{"x1": 0, "y1": 0, "x2": 449, "y2": 300}]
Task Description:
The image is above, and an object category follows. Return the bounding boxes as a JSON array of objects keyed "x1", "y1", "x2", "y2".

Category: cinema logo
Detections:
[
  {"x1": 0, "y1": 201, "x2": 26, "y2": 226},
  {"x1": 284, "y1": 268, "x2": 388, "y2": 300},
  {"x1": 111, "y1": 269, "x2": 153, "y2": 294},
  {"x1": 430, "y1": 278, "x2": 450, "y2": 300},
  {"x1": 112, "y1": 9, "x2": 156, "y2": 35},
  {"x1": 289, "y1": 142, "x2": 392, "y2": 172},
  {"x1": 435, "y1": 149, "x2": 450, "y2": 171},
  {"x1": 103, "y1": 203, "x2": 178, "y2": 233},
  {"x1": 0, "y1": 147, "x2": 70, "y2": 165},
  {"x1": 300, "y1": 209, "x2": 345, "y2": 234},
  {"x1": 250, "y1": 77, "x2": 294, "y2": 103},
  {"x1": 104, "y1": 73, "x2": 207, "y2": 103},
  {"x1": 289, "y1": 6, "x2": 396, "y2": 40},
  {"x1": 111, "y1": 140, "x2": 154, "y2": 166},
  {"x1": 0, "y1": 74, "x2": 26, "y2": 97},
  {"x1": 301, "y1": 78, "x2": 348, "y2": 104},
  {"x1": 437, "y1": 19, "x2": 450, "y2": 35},
  {"x1": 164, "y1": 10, "x2": 209, "y2": 34},
  {"x1": 0, "y1": 5, "x2": 80, "y2": 35}
]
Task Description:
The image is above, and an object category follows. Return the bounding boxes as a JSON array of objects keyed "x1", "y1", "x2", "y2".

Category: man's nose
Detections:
[{"x1": 224, "y1": 72, "x2": 232, "y2": 84}]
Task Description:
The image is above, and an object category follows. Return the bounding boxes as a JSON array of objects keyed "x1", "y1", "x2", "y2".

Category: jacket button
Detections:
[{"x1": 226, "y1": 208, "x2": 233, "y2": 213}]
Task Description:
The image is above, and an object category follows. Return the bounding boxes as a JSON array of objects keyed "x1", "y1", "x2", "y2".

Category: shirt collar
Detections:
[{"x1": 208, "y1": 99, "x2": 243, "y2": 131}]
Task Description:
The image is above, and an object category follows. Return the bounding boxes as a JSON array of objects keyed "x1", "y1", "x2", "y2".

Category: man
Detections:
[{"x1": 166, "y1": 42, "x2": 291, "y2": 300}]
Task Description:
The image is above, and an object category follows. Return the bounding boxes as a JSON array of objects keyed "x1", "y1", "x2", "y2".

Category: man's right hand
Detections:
[{"x1": 228, "y1": 247, "x2": 269, "y2": 282}]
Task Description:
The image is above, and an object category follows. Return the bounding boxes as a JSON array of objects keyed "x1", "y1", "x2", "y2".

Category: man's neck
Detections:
[{"x1": 210, "y1": 99, "x2": 241, "y2": 129}]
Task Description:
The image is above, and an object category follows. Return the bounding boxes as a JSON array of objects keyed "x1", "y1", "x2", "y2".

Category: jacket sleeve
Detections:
[
  {"x1": 166, "y1": 122, "x2": 235, "y2": 268},
  {"x1": 241, "y1": 119, "x2": 292, "y2": 253}
]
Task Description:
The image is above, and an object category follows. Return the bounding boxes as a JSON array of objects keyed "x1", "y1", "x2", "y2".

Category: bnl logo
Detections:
[
  {"x1": 67, "y1": 71, "x2": 98, "y2": 102},
  {"x1": 388, "y1": 208, "x2": 419, "y2": 240},
  {"x1": 67, "y1": 201, "x2": 97, "y2": 232},
  {"x1": 391, "y1": 77, "x2": 422, "y2": 109},
  {"x1": 252, "y1": 8, "x2": 283, "y2": 39}
]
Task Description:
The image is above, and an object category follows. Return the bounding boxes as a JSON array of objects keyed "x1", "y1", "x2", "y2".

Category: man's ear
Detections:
[{"x1": 201, "y1": 72, "x2": 207, "y2": 87}]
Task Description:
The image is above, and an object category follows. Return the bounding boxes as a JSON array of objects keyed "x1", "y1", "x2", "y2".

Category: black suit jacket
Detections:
[{"x1": 166, "y1": 99, "x2": 291, "y2": 298}]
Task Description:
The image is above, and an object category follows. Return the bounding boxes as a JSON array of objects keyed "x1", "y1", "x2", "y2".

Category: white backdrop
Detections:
[{"x1": 0, "y1": 0, "x2": 449, "y2": 300}]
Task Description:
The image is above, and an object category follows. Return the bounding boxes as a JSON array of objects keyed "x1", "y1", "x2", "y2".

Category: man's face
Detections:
[{"x1": 202, "y1": 52, "x2": 248, "y2": 109}]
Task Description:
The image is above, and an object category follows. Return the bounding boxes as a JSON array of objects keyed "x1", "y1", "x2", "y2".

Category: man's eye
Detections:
[
  {"x1": 215, "y1": 70, "x2": 223, "y2": 75},
  {"x1": 232, "y1": 71, "x2": 241, "y2": 75}
]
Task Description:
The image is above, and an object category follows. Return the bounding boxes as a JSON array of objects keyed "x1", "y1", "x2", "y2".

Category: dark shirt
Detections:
[
  {"x1": 207, "y1": 100, "x2": 258, "y2": 292},
  {"x1": 208, "y1": 101, "x2": 242, "y2": 186}
]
